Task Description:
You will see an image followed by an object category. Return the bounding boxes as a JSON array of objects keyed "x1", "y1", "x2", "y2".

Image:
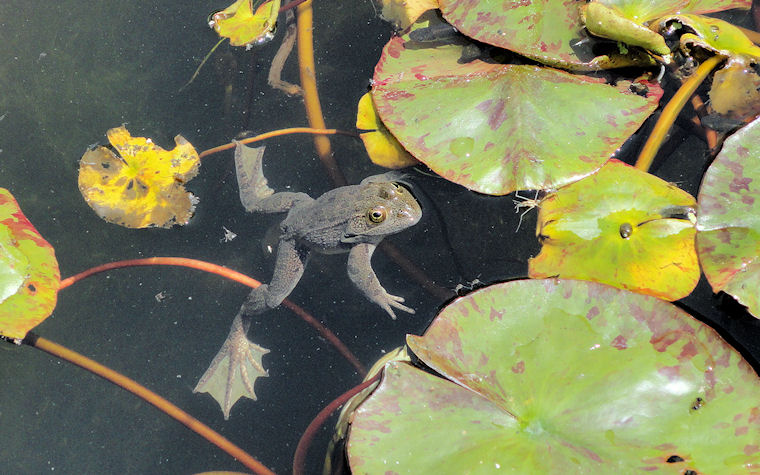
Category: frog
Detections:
[{"x1": 194, "y1": 142, "x2": 422, "y2": 419}]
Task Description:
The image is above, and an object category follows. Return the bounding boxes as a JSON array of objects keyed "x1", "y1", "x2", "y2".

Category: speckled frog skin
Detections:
[
  {"x1": 243, "y1": 175, "x2": 422, "y2": 318},
  {"x1": 242, "y1": 159, "x2": 422, "y2": 319},
  {"x1": 194, "y1": 143, "x2": 422, "y2": 419}
]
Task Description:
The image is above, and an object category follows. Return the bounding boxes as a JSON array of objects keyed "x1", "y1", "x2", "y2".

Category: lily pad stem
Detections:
[
  {"x1": 293, "y1": 372, "x2": 381, "y2": 475},
  {"x1": 296, "y1": 0, "x2": 347, "y2": 186},
  {"x1": 635, "y1": 55, "x2": 724, "y2": 172},
  {"x1": 60, "y1": 257, "x2": 366, "y2": 375},
  {"x1": 25, "y1": 333, "x2": 275, "y2": 475},
  {"x1": 198, "y1": 127, "x2": 358, "y2": 158}
]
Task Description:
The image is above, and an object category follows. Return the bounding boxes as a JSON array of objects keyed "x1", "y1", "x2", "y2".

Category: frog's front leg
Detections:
[
  {"x1": 347, "y1": 242, "x2": 414, "y2": 319},
  {"x1": 243, "y1": 237, "x2": 310, "y2": 314}
]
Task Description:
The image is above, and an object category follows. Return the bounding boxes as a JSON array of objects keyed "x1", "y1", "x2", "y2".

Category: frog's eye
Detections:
[{"x1": 367, "y1": 206, "x2": 387, "y2": 223}]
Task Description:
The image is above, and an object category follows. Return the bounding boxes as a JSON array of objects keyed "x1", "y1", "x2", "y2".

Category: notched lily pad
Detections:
[
  {"x1": 697, "y1": 115, "x2": 760, "y2": 318},
  {"x1": 372, "y1": 32, "x2": 662, "y2": 194},
  {"x1": 529, "y1": 160, "x2": 699, "y2": 300},
  {"x1": 78, "y1": 126, "x2": 201, "y2": 229},
  {"x1": 0, "y1": 189, "x2": 60, "y2": 340},
  {"x1": 347, "y1": 279, "x2": 760, "y2": 473},
  {"x1": 209, "y1": 0, "x2": 280, "y2": 48}
]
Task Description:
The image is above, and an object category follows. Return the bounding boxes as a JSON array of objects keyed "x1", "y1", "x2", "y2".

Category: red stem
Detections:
[
  {"x1": 59, "y1": 257, "x2": 366, "y2": 375},
  {"x1": 292, "y1": 373, "x2": 381, "y2": 475}
]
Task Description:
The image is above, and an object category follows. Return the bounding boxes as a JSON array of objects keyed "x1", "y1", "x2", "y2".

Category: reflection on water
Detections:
[{"x1": 0, "y1": 1, "x2": 758, "y2": 474}]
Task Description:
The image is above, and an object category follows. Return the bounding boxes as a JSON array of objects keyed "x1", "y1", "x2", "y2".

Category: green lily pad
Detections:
[
  {"x1": 528, "y1": 160, "x2": 699, "y2": 300},
  {"x1": 0, "y1": 188, "x2": 60, "y2": 340},
  {"x1": 437, "y1": 0, "x2": 656, "y2": 70},
  {"x1": 347, "y1": 279, "x2": 760, "y2": 472},
  {"x1": 372, "y1": 36, "x2": 662, "y2": 194},
  {"x1": 696, "y1": 115, "x2": 760, "y2": 318}
]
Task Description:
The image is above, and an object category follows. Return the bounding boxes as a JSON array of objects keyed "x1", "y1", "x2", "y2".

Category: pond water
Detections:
[{"x1": 0, "y1": 1, "x2": 759, "y2": 474}]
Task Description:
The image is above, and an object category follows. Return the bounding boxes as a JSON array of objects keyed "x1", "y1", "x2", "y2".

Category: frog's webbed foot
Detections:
[
  {"x1": 347, "y1": 242, "x2": 415, "y2": 320},
  {"x1": 234, "y1": 142, "x2": 312, "y2": 213},
  {"x1": 194, "y1": 313, "x2": 270, "y2": 420}
]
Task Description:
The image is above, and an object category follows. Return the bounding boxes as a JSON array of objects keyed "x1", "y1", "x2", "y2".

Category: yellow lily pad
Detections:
[
  {"x1": 209, "y1": 0, "x2": 280, "y2": 48},
  {"x1": 356, "y1": 92, "x2": 418, "y2": 169},
  {"x1": 78, "y1": 126, "x2": 201, "y2": 229},
  {"x1": 529, "y1": 160, "x2": 699, "y2": 300}
]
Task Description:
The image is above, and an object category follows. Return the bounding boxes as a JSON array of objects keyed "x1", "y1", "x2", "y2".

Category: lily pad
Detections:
[
  {"x1": 528, "y1": 160, "x2": 699, "y2": 300},
  {"x1": 0, "y1": 189, "x2": 60, "y2": 340},
  {"x1": 78, "y1": 126, "x2": 201, "y2": 229},
  {"x1": 356, "y1": 92, "x2": 418, "y2": 169},
  {"x1": 347, "y1": 279, "x2": 760, "y2": 472},
  {"x1": 696, "y1": 115, "x2": 760, "y2": 318},
  {"x1": 209, "y1": 0, "x2": 280, "y2": 48},
  {"x1": 372, "y1": 36, "x2": 662, "y2": 194},
  {"x1": 437, "y1": 0, "x2": 656, "y2": 70}
]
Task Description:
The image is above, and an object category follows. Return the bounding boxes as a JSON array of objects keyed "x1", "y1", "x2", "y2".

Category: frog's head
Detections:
[{"x1": 342, "y1": 181, "x2": 422, "y2": 243}]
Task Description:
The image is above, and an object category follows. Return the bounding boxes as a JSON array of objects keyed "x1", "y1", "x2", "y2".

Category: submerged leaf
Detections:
[
  {"x1": 372, "y1": 0, "x2": 439, "y2": 30},
  {"x1": 78, "y1": 126, "x2": 200, "y2": 229},
  {"x1": 348, "y1": 280, "x2": 760, "y2": 472},
  {"x1": 372, "y1": 32, "x2": 662, "y2": 194},
  {"x1": 356, "y1": 92, "x2": 418, "y2": 169},
  {"x1": 709, "y1": 63, "x2": 760, "y2": 120},
  {"x1": 697, "y1": 115, "x2": 760, "y2": 318},
  {"x1": 529, "y1": 160, "x2": 699, "y2": 300},
  {"x1": 210, "y1": 0, "x2": 280, "y2": 48},
  {"x1": 0, "y1": 189, "x2": 59, "y2": 340}
]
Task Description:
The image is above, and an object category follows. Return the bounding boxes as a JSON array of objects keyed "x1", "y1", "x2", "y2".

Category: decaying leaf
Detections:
[
  {"x1": 78, "y1": 126, "x2": 201, "y2": 229},
  {"x1": 0, "y1": 188, "x2": 60, "y2": 340},
  {"x1": 356, "y1": 93, "x2": 418, "y2": 169},
  {"x1": 210, "y1": 0, "x2": 280, "y2": 48},
  {"x1": 709, "y1": 63, "x2": 760, "y2": 120}
]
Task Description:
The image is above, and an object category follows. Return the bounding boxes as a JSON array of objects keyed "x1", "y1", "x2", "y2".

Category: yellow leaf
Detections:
[
  {"x1": 357, "y1": 92, "x2": 418, "y2": 169},
  {"x1": 78, "y1": 126, "x2": 201, "y2": 229},
  {"x1": 529, "y1": 160, "x2": 699, "y2": 300},
  {"x1": 210, "y1": 0, "x2": 280, "y2": 48}
]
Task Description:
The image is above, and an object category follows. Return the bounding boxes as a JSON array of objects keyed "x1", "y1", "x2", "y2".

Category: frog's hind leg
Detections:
[
  {"x1": 234, "y1": 141, "x2": 312, "y2": 213},
  {"x1": 243, "y1": 238, "x2": 310, "y2": 314}
]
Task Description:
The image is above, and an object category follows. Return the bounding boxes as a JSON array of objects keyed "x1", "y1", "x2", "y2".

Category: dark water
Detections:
[{"x1": 0, "y1": 1, "x2": 758, "y2": 474}]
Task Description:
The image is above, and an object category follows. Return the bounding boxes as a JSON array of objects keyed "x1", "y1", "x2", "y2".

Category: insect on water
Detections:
[{"x1": 513, "y1": 190, "x2": 543, "y2": 232}]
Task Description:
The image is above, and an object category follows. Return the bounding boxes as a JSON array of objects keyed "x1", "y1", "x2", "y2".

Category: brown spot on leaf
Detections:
[{"x1": 610, "y1": 335, "x2": 628, "y2": 350}]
